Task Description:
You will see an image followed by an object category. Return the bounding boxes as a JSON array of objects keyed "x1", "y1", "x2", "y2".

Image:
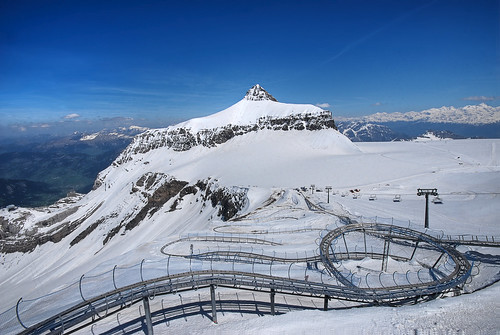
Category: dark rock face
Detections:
[
  {"x1": 116, "y1": 111, "x2": 337, "y2": 164},
  {"x1": 0, "y1": 172, "x2": 250, "y2": 253},
  {"x1": 124, "y1": 179, "x2": 189, "y2": 231},
  {"x1": 244, "y1": 84, "x2": 278, "y2": 102},
  {"x1": 70, "y1": 218, "x2": 102, "y2": 247},
  {"x1": 102, "y1": 176, "x2": 247, "y2": 244},
  {"x1": 103, "y1": 173, "x2": 190, "y2": 245},
  {"x1": 0, "y1": 202, "x2": 102, "y2": 253},
  {"x1": 207, "y1": 188, "x2": 246, "y2": 221}
]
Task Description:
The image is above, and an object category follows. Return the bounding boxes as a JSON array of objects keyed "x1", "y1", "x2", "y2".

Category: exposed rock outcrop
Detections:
[{"x1": 116, "y1": 111, "x2": 336, "y2": 164}]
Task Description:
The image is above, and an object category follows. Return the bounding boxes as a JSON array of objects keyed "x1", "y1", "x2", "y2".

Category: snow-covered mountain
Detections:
[
  {"x1": 336, "y1": 121, "x2": 408, "y2": 142},
  {"x1": 335, "y1": 103, "x2": 500, "y2": 141},
  {"x1": 336, "y1": 121, "x2": 467, "y2": 142},
  {"x1": 78, "y1": 125, "x2": 149, "y2": 142},
  {"x1": 415, "y1": 130, "x2": 466, "y2": 141},
  {"x1": 0, "y1": 84, "x2": 357, "y2": 254},
  {"x1": 116, "y1": 84, "x2": 338, "y2": 162},
  {"x1": 0, "y1": 84, "x2": 363, "y2": 318},
  {"x1": 346, "y1": 103, "x2": 500, "y2": 125}
]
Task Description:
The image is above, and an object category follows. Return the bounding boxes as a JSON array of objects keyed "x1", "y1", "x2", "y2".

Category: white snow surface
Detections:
[
  {"x1": 0, "y1": 92, "x2": 499, "y2": 334},
  {"x1": 172, "y1": 98, "x2": 326, "y2": 132},
  {"x1": 116, "y1": 129, "x2": 359, "y2": 188}
]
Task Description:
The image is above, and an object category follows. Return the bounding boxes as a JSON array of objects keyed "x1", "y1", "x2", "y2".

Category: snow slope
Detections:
[
  {"x1": 1, "y1": 138, "x2": 499, "y2": 333},
  {"x1": 174, "y1": 94, "x2": 325, "y2": 132}
]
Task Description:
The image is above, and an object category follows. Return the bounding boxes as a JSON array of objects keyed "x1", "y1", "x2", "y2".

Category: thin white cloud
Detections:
[
  {"x1": 372, "y1": 102, "x2": 383, "y2": 106},
  {"x1": 463, "y1": 96, "x2": 495, "y2": 101},
  {"x1": 64, "y1": 113, "x2": 80, "y2": 119},
  {"x1": 316, "y1": 103, "x2": 331, "y2": 108},
  {"x1": 30, "y1": 124, "x2": 51, "y2": 128}
]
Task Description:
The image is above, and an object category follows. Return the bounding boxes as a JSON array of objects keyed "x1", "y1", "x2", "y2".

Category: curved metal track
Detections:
[
  {"x1": 15, "y1": 223, "x2": 475, "y2": 334},
  {"x1": 320, "y1": 223, "x2": 472, "y2": 291},
  {"x1": 19, "y1": 266, "x2": 463, "y2": 335}
]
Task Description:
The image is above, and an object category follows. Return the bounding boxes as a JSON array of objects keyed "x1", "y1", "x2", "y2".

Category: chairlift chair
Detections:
[{"x1": 432, "y1": 196, "x2": 443, "y2": 204}]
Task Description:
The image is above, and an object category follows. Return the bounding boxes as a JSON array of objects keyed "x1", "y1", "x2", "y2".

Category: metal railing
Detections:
[{"x1": 1, "y1": 221, "x2": 477, "y2": 335}]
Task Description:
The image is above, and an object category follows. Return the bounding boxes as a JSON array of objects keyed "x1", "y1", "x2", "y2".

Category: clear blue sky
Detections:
[{"x1": 1, "y1": 0, "x2": 498, "y2": 128}]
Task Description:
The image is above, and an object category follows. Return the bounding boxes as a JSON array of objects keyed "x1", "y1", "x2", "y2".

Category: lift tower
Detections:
[
  {"x1": 417, "y1": 188, "x2": 438, "y2": 229},
  {"x1": 325, "y1": 186, "x2": 332, "y2": 203}
]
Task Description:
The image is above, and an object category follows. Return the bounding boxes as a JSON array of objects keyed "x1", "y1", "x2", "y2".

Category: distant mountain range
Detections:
[
  {"x1": 1, "y1": 96, "x2": 498, "y2": 207},
  {"x1": 336, "y1": 103, "x2": 500, "y2": 141},
  {"x1": 339, "y1": 103, "x2": 500, "y2": 125}
]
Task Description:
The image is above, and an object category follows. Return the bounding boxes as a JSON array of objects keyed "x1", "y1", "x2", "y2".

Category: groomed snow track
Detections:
[{"x1": 10, "y1": 223, "x2": 474, "y2": 335}]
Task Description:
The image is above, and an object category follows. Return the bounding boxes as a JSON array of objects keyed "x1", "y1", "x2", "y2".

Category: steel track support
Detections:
[
  {"x1": 323, "y1": 295, "x2": 329, "y2": 311},
  {"x1": 142, "y1": 296, "x2": 154, "y2": 335},
  {"x1": 381, "y1": 239, "x2": 390, "y2": 272},
  {"x1": 363, "y1": 229, "x2": 367, "y2": 258},
  {"x1": 432, "y1": 253, "x2": 445, "y2": 268},
  {"x1": 270, "y1": 288, "x2": 276, "y2": 315},
  {"x1": 210, "y1": 284, "x2": 217, "y2": 324},
  {"x1": 410, "y1": 241, "x2": 419, "y2": 260},
  {"x1": 342, "y1": 234, "x2": 349, "y2": 258}
]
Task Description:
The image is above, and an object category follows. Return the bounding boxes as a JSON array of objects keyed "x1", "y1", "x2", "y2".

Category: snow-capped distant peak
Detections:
[
  {"x1": 244, "y1": 84, "x2": 277, "y2": 102},
  {"x1": 414, "y1": 130, "x2": 463, "y2": 141},
  {"x1": 78, "y1": 126, "x2": 149, "y2": 142},
  {"x1": 80, "y1": 133, "x2": 99, "y2": 141},
  {"x1": 356, "y1": 103, "x2": 500, "y2": 125}
]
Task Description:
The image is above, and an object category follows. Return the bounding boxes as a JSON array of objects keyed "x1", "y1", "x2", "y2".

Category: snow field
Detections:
[{"x1": 1, "y1": 138, "x2": 499, "y2": 334}]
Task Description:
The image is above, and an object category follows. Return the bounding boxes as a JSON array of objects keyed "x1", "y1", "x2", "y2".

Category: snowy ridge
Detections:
[
  {"x1": 115, "y1": 85, "x2": 337, "y2": 163},
  {"x1": 354, "y1": 103, "x2": 500, "y2": 125},
  {"x1": 337, "y1": 121, "x2": 405, "y2": 142},
  {"x1": 78, "y1": 125, "x2": 149, "y2": 142},
  {"x1": 175, "y1": 99, "x2": 328, "y2": 132},
  {"x1": 414, "y1": 130, "x2": 464, "y2": 141}
]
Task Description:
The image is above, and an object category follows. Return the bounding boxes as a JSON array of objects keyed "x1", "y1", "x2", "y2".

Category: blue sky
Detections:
[{"x1": 1, "y1": 0, "x2": 498, "y2": 130}]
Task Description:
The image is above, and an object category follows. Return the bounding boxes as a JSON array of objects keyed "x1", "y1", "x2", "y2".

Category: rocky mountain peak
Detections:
[{"x1": 244, "y1": 84, "x2": 278, "y2": 102}]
